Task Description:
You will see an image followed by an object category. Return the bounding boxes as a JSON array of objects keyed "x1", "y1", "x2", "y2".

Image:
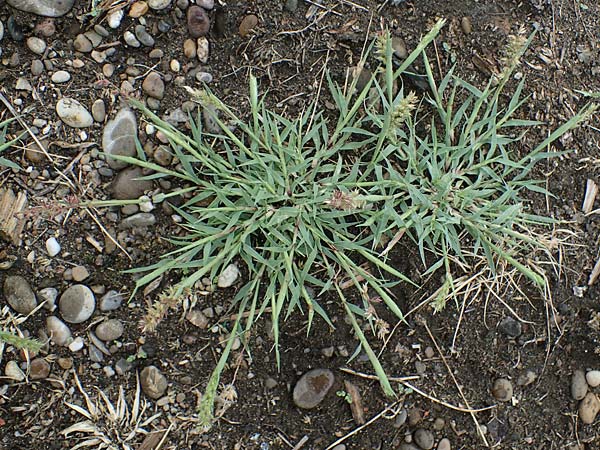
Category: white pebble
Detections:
[
  {"x1": 586, "y1": 370, "x2": 600, "y2": 387},
  {"x1": 107, "y1": 9, "x2": 124, "y2": 29},
  {"x1": 217, "y1": 263, "x2": 240, "y2": 288},
  {"x1": 68, "y1": 336, "x2": 85, "y2": 352},
  {"x1": 46, "y1": 237, "x2": 61, "y2": 257}
]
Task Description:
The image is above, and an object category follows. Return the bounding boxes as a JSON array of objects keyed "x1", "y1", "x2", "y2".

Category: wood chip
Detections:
[
  {"x1": 138, "y1": 431, "x2": 166, "y2": 450},
  {"x1": 0, "y1": 188, "x2": 27, "y2": 246},
  {"x1": 344, "y1": 380, "x2": 366, "y2": 425}
]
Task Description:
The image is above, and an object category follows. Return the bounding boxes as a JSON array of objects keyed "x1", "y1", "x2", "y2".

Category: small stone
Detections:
[
  {"x1": 31, "y1": 59, "x2": 44, "y2": 76},
  {"x1": 461, "y1": 17, "x2": 472, "y2": 34},
  {"x1": 197, "y1": 0, "x2": 214, "y2": 8},
  {"x1": 195, "y1": 71, "x2": 212, "y2": 83},
  {"x1": 7, "y1": 16, "x2": 24, "y2": 42},
  {"x1": 56, "y1": 98, "x2": 93, "y2": 128},
  {"x1": 6, "y1": 0, "x2": 75, "y2": 17},
  {"x1": 157, "y1": 19, "x2": 171, "y2": 33},
  {"x1": 413, "y1": 429, "x2": 434, "y2": 450},
  {"x1": 73, "y1": 34, "x2": 93, "y2": 53},
  {"x1": 183, "y1": 39, "x2": 196, "y2": 58},
  {"x1": 5, "y1": 361, "x2": 25, "y2": 381},
  {"x1": 16, "y1": 78, "x2": 33, "y2": 91},
  {"x1": 120, "y1": 213, "x2": 156, "y2": 229},
  {"x1": 57, "y1": 357, "x2": 73, "y2": 370},
  {"x1": 107, "y1": 9, "x2": 124, "y2": 29},
  {"x1": 491, "y1": 378, "x2": 513, "y2": 402},
  {"x1": 115, "y1": 358, "x2": 133, "y2": 375},
  {"x1": 89, "y1": 344, "x2": 104, "y2": 361},
  {"x1": 579, "y1": 392, "x2": 600, "y2": 424},
  {"x1": 84, "y1": 31, "x2": 102, "y2": 47},
  {"x1": 124, "y1": 31, "x2": 141, "y2": 47},
  {"x1": 239, "y1": 14, "x2": 258, "y2": 37},
  {"x1": 393, "y1": 409, "x2": 408, "y2": 428},
  {"x1": 284, "y1": 0, "x2": 298, "y2": 12},
  {"x1": 51, "y1": 70, "x2": 71, "y2": 83},
  {"x1": 99, "y1": 290, "x2": 123, "y2": 311},
  {"x1": 103, "y1": 366, "x2": 116, "y2": 377},
  {"x1": 92, "y1": 99, "x2": 106, "y2": 122},
  {"x1": 186, "y1": 310, "x2": 209, "y2": 328},
  {"x1": 4, "y1": 275, "x2": 37, "y2": 315},
  {"x1": 264, "y1": 377, "x2": 277, "y2": 389},
  {"x1": 27, "y1": 36, "x2": 46, "y2": 54},
  {"x1": 292, "y1": 368, "x2": 334, "y2": 409},
  {"x1": 142, "y1": 72, "x2": 164, "y2": 99},
  {"x1": 217, "y1": 264, "x2": 240, "y2": 288},
  {"x1": 135, "y1": 25, "x2": 155, "y2": 47},
  {"x1": 59, "y1": 284, "x2": 96, "y2": 323},
  {"x1": 572, "y1": 370, "x2": 588, "y2": 400},
  {"x1": 586, "y1": 370, "x2": 600, "y2": 388},
  {"x1": 148, "y1": 0, "x2": 171, "y2": 10},
  {"x1": 33, "y1": 19, "x2": 55, "y2": 38},
  {"x1": 68, "y1": 337, "x2": 85, "y2": 352},
  {"x1": 94, "y1": 25, "x2": 109, "y2": 37},
  {"x1": 321, "y1": 346, "x2": 334, "y2": 357},
  {"x1": 110, "y1": 167, "x2": 153, "y2": 200},
  {"x1": 72, "y1": 58, "x2": 85, "y2": 68},
  {"x1": 72, "y1": 266, "x2": 90, "y2": 282},
  {"x1": 196, "y1": 37, "x2": 209, "y2": 63},
  {"x1": 46, "y1": 316, "x2": 72, "y2": 346},
  {"x1": 129, "y1": 1, "x2": 149, "y2": 17},
  {"x1": 140, "y1": 365, "x2": 168, "y2": 399},
  {"x1": 46, "y1": 237, "x2": 61, "y2": 256},
  {"x1": 29, "y1": 358, "x2": 50, "y2": 379},
  {"x1": 170, "y1": 59, "x2": 180, "y2": 72},
  {"x1": 433, "y1": 417, "x2": 445, "y2": 431},
  {"x1": 517, "y1": 369, "x2": 537, "y2": 387},
  {"x1": 392, "y1": 36, "x2": 407, "y2": 59},
  {"x1": 498, "y1": 316, "x2": 522, "y2": 338},
  {"x1": 437, "y1": 438, "x2": 451, "y2": 450},
  {"x1": 96, "y1": 319, "x2": 124, "y2": 341},
  {"x1": 187, "y1": 6, "x2": 210, "y2": 38},
  {"x1": 102, "y1": 108, "x2": 138, "y2": 169},
  {"x1": 38, "y1": 287, "x2": 58, "y2": 311},
  {"x1": 103, "y1": 64, "x2": 115, "y2": 77}
]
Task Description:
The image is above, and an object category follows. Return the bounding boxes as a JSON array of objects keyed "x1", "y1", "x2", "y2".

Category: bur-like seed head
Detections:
[
  {"x1": 392, "y1": 91, "x2": 418, "y2": 127},
  {"x1": 324, "y1": 189, "x2": 365, "y2": 210}
]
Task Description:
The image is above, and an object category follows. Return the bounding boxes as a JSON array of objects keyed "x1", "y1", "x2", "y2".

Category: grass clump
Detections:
[
  {"x1": 0, "y1": 117, "x2": 21, "y2": 170},
  {"x1": 110, "y1": 19, "x2": 594, "y2": 428}
]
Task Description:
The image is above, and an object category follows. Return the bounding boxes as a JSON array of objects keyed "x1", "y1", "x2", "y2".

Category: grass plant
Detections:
[
  {"x1": 106, "y1": 19, "x2": 595, "y2": 428},
  {"x1": 0, "y1": 117, "x2": 21, "y2": 170}
]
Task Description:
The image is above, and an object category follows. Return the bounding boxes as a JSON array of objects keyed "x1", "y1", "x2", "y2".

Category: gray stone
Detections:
[
  {"x1": 0, "y1": 20, "x2": 4, "y2": 42},
  {"x1": 217, "y1": 264, "x2": 239, "y2": 288},
  {"x1": 197, "y1": 0, "x2": 214, "y2": 9},
  {"x1": 284, "y1": 0, "x2": 298, "y2": 12},
  {"x1": 110, "y1": 167, "x2": 153, "y2": 200},
  {"x1": 491, "y1": 378, "x2": 513, "y2": 402},
  {"x1": 99, "y1": 290, "x2": 123, "y2": 311},
  {"x1": 115, "y1": 358, "x2": 133, "y2": 375},
  {"x1": 148, "y1": 0, "x2": 172, "y2": 10},
  {"x1": 46, "y1": 316, "x2": 72, "y2": 346},
  {"x1": 95, "y1": 319, "x2": 124, "y2": 341},
  {"x1": 134, "y1": 25, "x2": 155, "y2": 47},
  {"x1": 3, "y1": 275, "x2": 37, "y2": 314},
  {"x1": 38, "y1": 287, "x2": 58, "y2": 311},
  {"x1": 123, "y1": 31, "x2": 140, "y2": 48},
  {"x1": 56, "y1": 98, "x2": 93, "y2": 128},
  {"x1": 31, "y1": 59, "x2": 44, "y2": 76},
  {"x1": 142, "y1": 72, "x2": 164, "y2": 99},
  {"x1": 26, "y1": 36, "x2": 46, "y2": 54},
  {"x1": 140, "y1": 365, "x2": 168, "y2": 399},
  {"x1": 59, "y1": 284, "x2": 96, "y2": 323},
  {"x1": 92, "y1": 99, "x2": 106, "y2": 122},
  {"x1": 437, "y1": 438, "x2": 451, "y2": 450},
  {"x1": 102, "y1": 108, "x2": 138, "y2": 169},
  {"x1": 498, "y1": 316, "x2": 522, "y2": 338},
  {"x1": 293, "y1": 368, "x2": 334, "y2": 409},
  {"x1": 587, "y1": 370, "x2": 600, "y2": 388},
  {"x1": 572, "y1": 370, "x2": 588, "y2": 400},
  {"x1": 5, "y1": 361, "x2": 25, "y2": 381},
  {"x1": 186, "y1": 309, "x2": 209, "y2": 328},
  {"x1": 51, "y1": 70, "x2": 71, "y2": 83},
  {"x1": 580, "y1": 392, "x2": 600, "y2": 424},
  {"x1": 414, "y1": 429, "x2": 434, "y2": 449},
  {"x1": 89, "y1": 344, "x2": 104, "y2": 362},
  {"x1": 120, "y1": 213, "x2": 156, "y2": 229},
  {"x1": 73, "y1": 34, "x2": 93, "y2": 52},
  {"x1": 7, "y1": 0, "x2": 75, "y2": 17}
]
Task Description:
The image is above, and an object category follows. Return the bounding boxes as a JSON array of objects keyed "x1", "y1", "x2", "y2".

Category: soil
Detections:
[{"x1": 1, "y1": 0, "x2": 600, "y2": 449}]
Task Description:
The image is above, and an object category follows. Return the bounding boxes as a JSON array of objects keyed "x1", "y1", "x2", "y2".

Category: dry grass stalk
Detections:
[{"x1": 582, "y1": 179, "x2": 598, "y2": 214}]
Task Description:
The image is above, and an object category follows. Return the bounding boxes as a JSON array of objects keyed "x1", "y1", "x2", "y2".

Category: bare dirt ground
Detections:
[{"x1": 1, "y1": 0, "x2": 600, "y2": 449}]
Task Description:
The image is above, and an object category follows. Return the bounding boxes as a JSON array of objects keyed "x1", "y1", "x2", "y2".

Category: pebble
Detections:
[
  {"x1": 92, "y1": 99, "x2": 106, "y2": 122},
  {"x1": 399, "y1": 444, "x2": 420, "y2": 450},
  {"x1": 94, "y1": 25, "x2": 109, "y2": 37},
  {"x1": 6, "y1": 0, "x2": 75, "y2": 17},
  {"x1": 239, "y1": 14, "x2": 258, "y2": 37},
  {"x1": 142, "y1": 72, "x2": 165, "y2": 99},
  {"x1": 157, "y1": 20, "x2": 171, "y2": 33},
  {"x1": 46, "y1": 237, "x2": 61, "y2": 256},
  {"x1": 196, "y1": 37, "x2": 209, "y2": 63},
  {"x1": 120, "y1": 213, "x2": 156, "y2": 229},
  {"x1": 46, "y1": 316, "x2": 72, "y2": 346},
  {"x1": 148, "y1": 0, "x2": 171, "y2": 10},
  {"x1": 107, "y1": 9, "x2": 124, "y2": 29},
  {"x1": 96, "y1": 319, "x2": 124, "y2": 341},
  {"x1": 89, "y1": 344, "x2": 104, "y2": 361},
  {"x1": 115, "y1": 358, "x2": 133, "y2": 375},
  {"x1": 187, "y1": 6, "x2": 210, "y2": 38},
  {"x1": 103, "y1": 366, "x2": 116, "y2": 377},
  {"x1": 59, "y1": 284, "x2": 96, "y2": 323},
  {"x1": 31, "y1": 59, "x2": 44, "y2": 76},
  {"x1": 84, "y1": 31, "x2": 102, "y2": 47},
  {"x1": 135, "y1": 25, "x2": 155, "y2": 47},
  {"x1": 102, "y1": 64, "x2": 115, "y2": 77},
  {"x1": 124, "y1": 31, "x2": 141, "y2": 48},
  {"x1": 73, "y1": 34, "x2": 93, "y2": 53},
  {"x1": 217, "y1": 264, "x2": 240, "y2": 288},
  {"x1": 461, "y1": 17, "x2": 472, "y2": 34},
  {"x1": 29, "y1": 358, "x2": 50, "y2": 379},
  {"x1": 140, "y1": 365, "x2": 168, "y2": 399},
  {"x1": 186, "y1": 309, "x2": 209, "y2": 328},
  {"x1": 587, "y1": 370, "x2": 600, "y2": 388},
  {"x1": 572, "y1": 370, "x2": 588, "y2": 400},
  {"x1": 51, "y1": 70, "x2": 71, "y2": 84},
  {"x1": 285, "y1": 0, "x2": 298, "y2": 12},
  {"x1": 7, "y1": 16, "x2": 24, "y2": 42},
  {"x1": 68, "y1": 337, "x2": 84, "y2": 352},
  {"x1": 392, "y1": 36, "x2": 407, "y2": 59},
  {"x1": 110, "y1": 167, "x2": 153, "y2": 200},
  {"x1": 197, "y1": 0, "x2": 214, "y2": 8},
  {"x1": 579, "y1": 392, "x2": 600, "y2": 424},
  {"x1": 0, "y1": 20, "x2": 3, "y2": 42},
  {"x1": 517, "y1": 369, "x2": 537, "y2": 387},
  {"x1": 433, "y1": 418, "x2": 445, "y2": 431},
  {"x1": 27, "y1": 36, "x2": 46, "y2": 55},
  {"x1": 38, "y1": 287, "x2": 58, "y2": 311},
  {"x1": 4, "y1": 275, "x2": 37, "y2": 315},
  {"x1": 72, "y1": 265, "x2": 90, "y2": 282},
  {"x1": 57, "y1": 357, "x2": 73, "y2": 370},
  {"x1": 129, "y1": 1, "x2": 149, "y2": 17},
  {"x1": 498, "y1": 316, "x2": 522, "y2": 337},
  {"x1": 35, "y1": 19, "x2": 56, "y2": 37},
  {"x1": 56, "y1": 98, "x2": 93, "y2": 128},
  {"x1": 183, "y1": 38, "x2": 196, "y2": 58},
  {"x1": 292, "y1": 368, "x2": 334, "y2": 409},
  {"x1": 195, "y1": 71, "x2": 213, "y2": 83},
  {"x1": 15, "y1": 78, "x2": 32, "y2": 91},
  {"x1": 437, "y1": 438, "x2": 451, "y2": 450},
  {"x1": 491, "y1": 378, "x2": 513, "y2": 402},
  {"x1": 102, "y1": 108, "x2": 138, "y2": 169},
  {"x1": 5, "y1": 361, "x2": 25, "y2": 381},
  {"x1": 413, "y1": 429, "x2": 434, "y2": 450}
]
